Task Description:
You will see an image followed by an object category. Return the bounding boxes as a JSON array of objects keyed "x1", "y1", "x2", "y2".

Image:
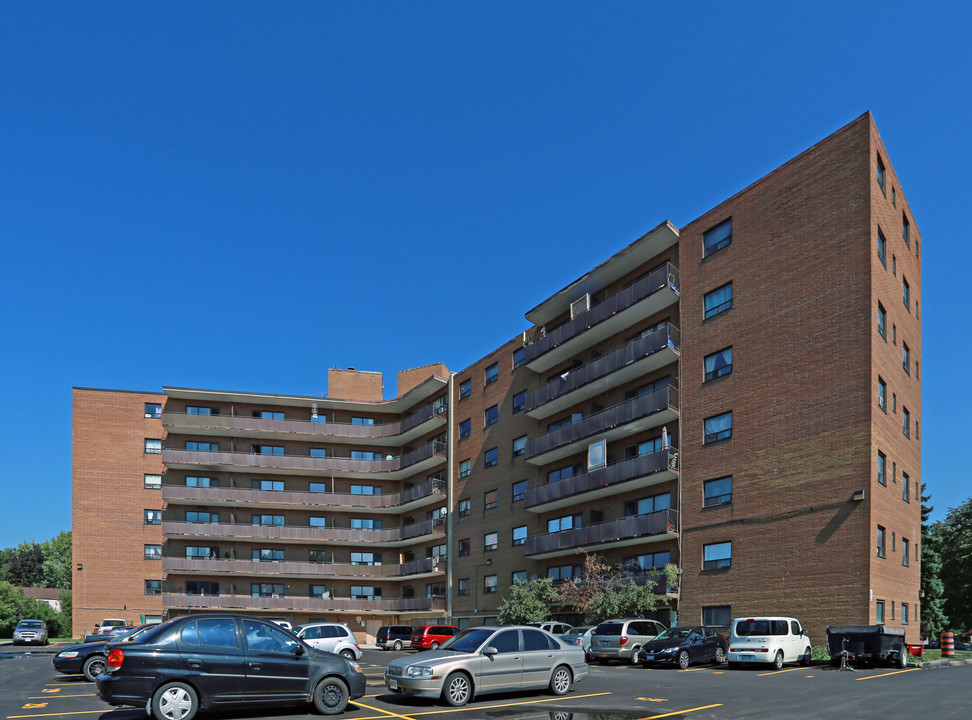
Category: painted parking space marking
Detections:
[
  {"x1": 38, "y1": 690, "x2": 59, "y2": 695},
  {"x1": 27, "y1": 695, "x2": 96, "y2": 700},
  {"x1": 354, "y1": 701, "x2": 420, "y2": 720},
  {"x1": 7, "y1": 712, "x2": 130, "y2": 719},
  {"x1": 349, "y1": 691, "x2": 612, "y2": 719},
  {"x1": 637, "y1": 697, "x2": 668, "y2": 702},
  {"x1": 633, "y1": 704, "x2": 723, "y2": 719},
  {"x1": 757, "y1": 667, "x2": 805, "y2": 676},
  {"x1": 856, "y1": 668, "x2": 921, "y2": 681}
]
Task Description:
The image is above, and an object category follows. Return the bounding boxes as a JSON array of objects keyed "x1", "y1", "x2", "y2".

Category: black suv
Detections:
[
  {"x1": 96, "y1": 614, "x2": 366, "y2": 720},
  {"x1": 376, "y1": 625, "x2": 413, "y2": 651}
]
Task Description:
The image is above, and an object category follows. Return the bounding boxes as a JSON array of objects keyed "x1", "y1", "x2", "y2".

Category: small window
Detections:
[
  {"x1": 702, "y1": 606, "x2": 731, "y2": 626},
  {"x1": 877, "y1": 153, "x2": 886, "y2": 193},
  {"x1": 513, "y1": 347, "x2": 526, "y2": 369},
  {"x1": 144, "y1": 509, "x2": 162, "y2": 525},
  {"x1": 704, "y1": 347, "x2": 733, "y2": 381},
  {"x1": 187, "y1": 440, "x2": 218, "y2": 453},
  {"x1": 512, "y1": 480, "x2": 526, "y2": 503},
  {"x1": 878, "y1": 378, "x2": 887, "y2": 412},
  {"x1": 902, "y1": 408, "x2": 911, "y2": 438},
  {"x1": 878, "y1": 303, "x2": 887, "y2": 340},
  {"x1": 512, "y1": 526, "x2": 527, "y2": 546},
  {"x1": 902, "y1": 343, "x2": 911, "y2": 375},
  {"x1": 877, "y1": 228, "x2": 887, "y2": 267},
  {"x1": 458, "y1": 538, "x2": 470, "y2": 556},
  {"x1": 513, "y1": 435, "x2": 527, "y2": 457},
  {"x1": 144, "y1": 474, "x2": 162, "y2": 489},
  {"x1": 587, "y1": 439, "x2": 606, "y2": 469},
  {"x1": 144, "y1": 403, "x2": 162, "y2": 418},
  {"x1": 310, "y1": 448, "x2": 326, "y2": 458},
  {"x1": 903, "y1": 472, "x2": 910, "y2": 502},
  {"x1": 902, "y1": 277, "x2": 910, "y2": 311},
  {"x1": 484, "y1": 532, "x2": 498, "y2": 551},
  {"x1": 485, "y1": 363, "x2": 499, "y2": 386},
  {"x1": 902, "y1": 602, "x2": 909, "y2": 624},
  {"x1": 351, "y1": 417, "x2": 374, "y2": 426},
  {"x1": 187, "y1": 406, "x2": 213, "y2": 416},
  {"x1": 459, "y1": 378, "x2": 471, "y2": 399},
  {"x1": 704, "y1": 476, "x2": 732, "y2": 506},
  {"x1": 458, "y1": 498, "x2": 471, "y2": 517},
  {"x1": 902, "y1": 214, "x2": 910, "y2": 247},
  {"x1": 876, "y1": 599, "x2": 885, "y2": 624},
  {"x1": 512, "y1": 390, "x2": 526, "y2": 414},
  {"x1": 145, "y1": 438, "x2": 162, "y2": 454},
  {"x1": 703, "y1": 218, "x2": 732, "y2": 257},
  {"x1": 902, "y1": 538, "x2": 910, "y2": 567},
  {"x1": 144, "y1": 579, "x2": 162, "y2": 595},
  {"x1": 458, "y1": 419, "x2": 471, "y2": 439},
  {"x1": 512, "y1": 571, "x2": 527, "y2": 584},
  {"x1": 877, "y1": 451, "x2": 887, "y2": 486},
  {"x1": 485, "y1": 405, "x2": 498, "y2": 427},
  {"x1": 703, "y1": 541, "x2": 732, "y2": 570},
  {"x1": 704, "y1": 282, "x2": 733, "y2": 319},
  {"x1": 485, "y1": 447, "x2": 498, "y2": 468},
  {"x1": 458, "y1": 578, "x2": 470, "y2": 596},
  {"x1": 704, "y1": 411, "x2": 733, "y2": 443},
  {"x1": 877, "y1": 525, "x2": 886, "y2": 558},
  {"x1": 484, "y1": 489, "x2": 498, "y2": 510},
  {"x1": 484, "y1": 575, "x2": 498, "y2": 594},
  {"x1": 144, "y1": 544, "x2": 161, "y2": 560},
  {"x1": 459, "y1": 460, "x2": 471, "y2": 478}
]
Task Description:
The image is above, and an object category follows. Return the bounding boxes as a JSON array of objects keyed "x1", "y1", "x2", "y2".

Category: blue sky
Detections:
[{"x1": 1, "y1": 2, "x2": 969, "y2": 549}]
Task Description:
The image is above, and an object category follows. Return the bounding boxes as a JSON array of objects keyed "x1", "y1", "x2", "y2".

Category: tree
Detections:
[
  {"x1": 40, "y1": 531, "x2": 72, "y2": 589},
  {"x1": 937, "y1": 496, "x2": 972, "y2": 631},
  {"x1": 6, "y1": 542, "x2": 45, "y2": 587},
  {"x1": 558, "y1": 553, "x2": 676, "y2": 625},
  {"x1": 920, "y1": 484, "x2": 948, "y2": 637},
  {"x1": 497, "y1": 577, "x2": 559, "y2": 625},
  {"x1": 0, "y1": 581, "x2": 69, "y2": 637}
]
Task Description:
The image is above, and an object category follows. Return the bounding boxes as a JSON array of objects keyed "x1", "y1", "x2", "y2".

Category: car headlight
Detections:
[
  {"x1": 58, "y1": 651, "x2": 79, "y2": 658},
  {"x1": 406, "y1": 665, "x2": 434, "y2": 677}
]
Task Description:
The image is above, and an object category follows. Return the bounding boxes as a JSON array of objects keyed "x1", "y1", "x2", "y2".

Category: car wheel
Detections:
[
  {"x1": 313, "y1": 677, "x2": 349, "y2": 715},
  {"x1": 339, "y1": 649, "x2": 355, "y2": 660},
  {"x1": 896, "y1": 649, "x2": 908, "y2": 669},
  {"x1": 549, "y1": 665, "x2": 572, "y2": 696},
  {"x1": 430, "y1": 641, "x2": 440, "y2": 650},
  {"x1": 628, "y1": 647, "x2": 641, "y2": 665},
  {"x1": 714, "y1": 647, "x2": 726, "y2": 664},
  {"x1": 678, "y1": 651, "x2": 691, "y2": 670},
  {"x1": 772, "y1": 650, "x2": 784, "y2": 670},
  {"x1": 83, "y1": 655, "x2": 107, "y2": 682},
  {"x1": 800, "y1": 647, "x2": 812, "y2": 666},
  {"x1": 442, "y1": 672, "x2": 472, "y2": 707},
  {"x1": 393, "y1": 640, "x2": 403, "y2": 651},
  {"x1": 152, "y1": 681, "x2": 198, "y2": 720}
]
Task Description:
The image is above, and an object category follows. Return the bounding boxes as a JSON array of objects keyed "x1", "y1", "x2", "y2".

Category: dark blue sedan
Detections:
[
  {"x1": 53, "y1": 626, "x2": 151, "y2": 681},
  {"x1": 638, "y1": 626, "x2": 729, "y2": 669}
]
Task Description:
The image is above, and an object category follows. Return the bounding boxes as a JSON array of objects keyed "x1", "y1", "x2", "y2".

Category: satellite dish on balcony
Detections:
[{"x1": 385, "y1": 454, "x2": 393, "y2": 460}]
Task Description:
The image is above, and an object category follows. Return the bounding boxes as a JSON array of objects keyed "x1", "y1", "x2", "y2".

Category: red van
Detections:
[{"x1": 410, "y1": 624, "x2": 460, "y2": 650}]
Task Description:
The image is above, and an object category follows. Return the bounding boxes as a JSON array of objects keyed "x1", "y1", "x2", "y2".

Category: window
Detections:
[
  {"x1": 903, "y1": 472, "x2": 910, "y2": 502},
  {"x1": 351, "y1": 450, "x2": 381, "y2": 460},
  {"x1": 309, "y1": 448, "x2": 327, "y2": 458},
  {"x1": 876, "y1": 599, "x2": 885, "y2": 624},
  {"x1": 351, "y1": 552, "x2": 382, "y2": 566},
  {"x1": 458, "y1": 538, "x2": 470, "y2": 556},
  {"x1": 892, "y1": 255, "x2": 896, "y2": 276},
  {"x1": 902, "y1": 214, "x2": 910, "y2": 247},
  {"x1": 512, "y1": 390, "x2": 526, "y2": 414},
  {"x1": 254, "y1": 410, "x2": 284, "y2": 421},
  {"x1": 547, "y1": 564, "x2": 581, "y2": 581},
  {"x1": 877, "y1": 228, "x2": 887, "y2": 267},
  {"x1": 252, "y1": 549, "x2": 284, "y2": 563},
  {"x1": 183, "y1": 406, "x2": 213, "y2": 417},
  {"x1": 350, "y1": 417, "x2": 376, "y2": 427},
  {"x1": 704, "y1": 282, "x2": 733, "y2": 319},
  {"x1": 512, "y1": 571, "x2": 527, "y2": 584},
  {"x1": 586, "y1": 439, "x2": 607, "y2": 470},
  {"x1": 186, "y1": 546, "x2": 214, "y2": 560},
  {"x1": 877, "y1": 153, "x2": 886, "y2": 193},
  {"x1": 902, "y1": 602, "x2": 909, "y2": 624},
  {"x1": 513, "y1": 435, "x2": 527, "y2": 457},
  {"x1": 548, "y1": 412, "x2": 582, "y2": 433},
  {"x1": 878, "y1": 303, "x2": 887, "y2": 339},
  {"x1": 902, "y1": 408, "x2": 911, "y2": 438},
  {"x1": 626, "y1": 551, "x2": 671, "y2": 575},
  {"x1": 902, "y1": 277, "x2": 910, "y2": 310},
  {"x1": 484, "y1": 489, "x2": 498, "y2": 510},
  {"x1": 703, "y1": 541, "x2": 732, "y2": 569},
  {"x1": 903, "y1": 343, "x2": 910, "y2": 375},
  {"x1": 459, "y1": 378, "x2": 471, "y2": 399},
  {"x1": 251, "y1": 583, "x2": 285, "y2": 598},
  {"x1": 485, "y1": 447, "x2": 498, "y2": 468},
  {"x1": 893, "y1": 324, "x2": 897, "y2": 344},
  {"x1": 253, "y1": 479, "x2": 284, "y2": 492},
  {"x1": 350, "y1": 586, "x2": 382, "y2": 599},
  {"x1": 484, "y1": 575, "x2": 498, "y2": 594},
  {"x1": 144, "y1": 402, "x2": 162, "y2": 418},
  {"x1": 878, "y1": 452, "x2": 887, "y2": 485},
  {"x1": 350, "y1": 518, "x2": 381, "y2": 530},
  {"x1": 704, "y1": 411, "x2": 733, "y2": 443},
  {"x1": 902, "y1": 538, "x2": 910, "y2": 566},
  {"x1": 144, "y1": 545, "x2": 161, "y2": 560},
  {"x1": 309, "y1": 549, "x2": 330, "y2": 564},
  {"x1": 484, "y1": 532, "x2": 498, "y2": 551},
  {"x1": 704, "y1": 476, "x2": 732, "y2": 506},
  {"x1": 548, "y1": 464, "x2": 582, "y2": 484},
  {"x1": 144, "y1": 579, "x2": 162, "y2": 595},
  {"x1": 513, "y1": 347, "x2": 526, "y2": 369},
  {"x1": 878, "y1": 378, "x2": 887, "y2": 412},
  {"x1": 458, "y1": 418, "x2": 471, "y2": 439},
  {"x1": 512, "y1": 526, "x2": 527, "y2": 546},
  {"x1": 512, "y1": 480, "x2": 527, "y2": 502},
  {"x1": 252, "y1": 514, "x2": 284, "y2": 527},
  {"x1": 144, "y1": 509, "x2": 161, "y2": 525},
  {"x1": 253, "y1": 445, "x2": 283, "y2": 455},
  {"x1": 702, "y1": 606, "x2": 732, "y2": 627},
  {"x1": 485, "y1": 363, "x2": 499, "y2": 386},
  {"x1": 548, "y1": 514, "x2": 581, "y2": 533},
  {"x1": 703, "y1": 218, "x2": 732, "y2": 257},
  {"x1": 186, "y1": 440, "x2": 218, "y2": 452},
  {"x1": 144, "y1": 438, "x2": 162, "y2": 454},
  {"x1": 458, "y1": 578, "x2": 470, "y2": 596},
  {"x1": 877, "y1": 525, "x2": 886, "y2": 558},
  {"x1": 484, "y1": 405, "x2": 498, "y2": 426},
  {"x1": 459, "y1": 459, "x2": 471, "y2": 478},
  {"x1": 458, "y1": 498, "x2": 470, "y2": 517},
  {"x1": 624, "y1": 492, "x2": 671, "y2": 516},
  {"x1": 704, "y1": 347, "x2": 733, "y2": 381},
  {"x1": 144, "y1": 474, "x2": 161, "y2": 489},
  {"x1": 310, "y1": 516, "x2": 327, "y2": 527},
  {"x1": 186, "y1": 511, "x2": 217, "y2": 523}
]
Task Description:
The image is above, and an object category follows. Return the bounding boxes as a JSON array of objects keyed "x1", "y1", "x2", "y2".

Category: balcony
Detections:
[
  {"x1": 161, "y1": 556, "x2": 443, "y2": 581},
  {"x1": 162, "y1": 440, "x2": 446, "y2": 479},
  {"x1": 162, "y1": 518, "x2": 445, "y2": 547},
  {"x1": 161, "y1": 401, "x2": 446, "y2": 447},
  {"x1": 523, "y1": 508, "x2": 678, "y2": 559},
  {"x1": 162, "y1": 478, "x2": 444, "y2": 515},
  {"x1": 524, "y1": 324, "x2": 680, "y2": 420},
  {"x1": 525, "y1": 386, "x2": 679, "y2": 466},
  {"x1": 523, "y1": 262, "x2": 680, "y2": 373},
  {"x1": 162, "y1": 593, "x2": 445, "y2": 615},
  {"x1": 524, "y1": 448, "x2": 678, "y2": 513}
]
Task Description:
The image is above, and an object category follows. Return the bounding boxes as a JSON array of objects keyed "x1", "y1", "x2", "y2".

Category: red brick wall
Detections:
[
  {"x1": 328, "y1": 369, "x2": 383, "y2": 402},
  {"x1": 398, "y1": 363, "x2": 449, "y2": 397}
]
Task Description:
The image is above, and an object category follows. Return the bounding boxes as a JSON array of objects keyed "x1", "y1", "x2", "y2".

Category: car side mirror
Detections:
[
  {"x1": 293, "y1": 644, "x2": 305, "y2": 657},
  {"x1": 483, "y1": 646, "x2": 498, "y2": 657}
]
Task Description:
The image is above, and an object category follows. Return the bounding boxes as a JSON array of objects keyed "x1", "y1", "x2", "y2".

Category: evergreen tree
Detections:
[{"x1": 920, "y1": 485, "x2": 948, "y2": 637}]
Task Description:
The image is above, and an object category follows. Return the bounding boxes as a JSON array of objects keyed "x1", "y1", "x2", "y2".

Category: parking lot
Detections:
[{"x1": 1, "y1": 644, "x2": 969, "y2": 720}]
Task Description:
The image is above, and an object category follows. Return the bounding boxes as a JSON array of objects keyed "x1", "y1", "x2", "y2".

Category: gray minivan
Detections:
[
  {"x1": 589, "y1": 618, "x2": 666, "y2": 664},
  {"x1": 376, "y1": 625, "x2": 413, "y2": 650}
]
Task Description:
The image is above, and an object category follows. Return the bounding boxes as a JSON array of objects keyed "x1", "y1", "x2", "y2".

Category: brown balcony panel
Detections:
[
  {"x1": 522, "y1": 508, "x2": 677, "y2": 559},
  {"x1": 523, "y1": 262, "x2": 680, "y2": 373},
  {"x1": 162, "y1": 593, "x2": 445, "y2": 615},
  {"x1": 161, "y1": 519, "x2": 445, "y2": 547},
  {"x1": 524, "y1": 448, "x2": 678, "y2": 512},
  {"x1": 524, "y1": 325, "x2": 680, "y2": 420},
  {"x1": 525, "y1": 387, "x2": 679, "y2": 466},
  {"x1": 161, "y1": 556, "x2": 442, "y2": 580}
]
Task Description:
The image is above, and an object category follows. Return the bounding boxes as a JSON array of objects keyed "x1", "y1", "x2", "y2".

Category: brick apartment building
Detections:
[{"x1": 72, "y1": 112, "x2": 922, "y2": 642}]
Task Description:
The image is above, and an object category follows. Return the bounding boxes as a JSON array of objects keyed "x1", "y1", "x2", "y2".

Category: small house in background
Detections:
[{"x1": 18, "y1": 586, "x2": 62, "y2": 612}]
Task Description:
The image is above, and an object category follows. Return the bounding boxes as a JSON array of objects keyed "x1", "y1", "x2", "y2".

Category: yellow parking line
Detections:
[
  {"x1": 7, "y1": 712, "x2": 128, "y2": 718},
  {"x1": 757, "y1": 667, "x2": 805, "y2": 676},
  {"x1": 856, "y1": 668, "x2": 921, "y2": 681},
  {"x1": 27, "y1": 695, "x2": 96, "y2": 699},
  {"x1": 354, "y1": 701, "x2": 419, "y2": 720},
  {"x1": 633, "y1": 704, "x2": 723, "y2": 719},
  {"x1": 351, "y1": 691, "x2": 612, "y2": 719}
]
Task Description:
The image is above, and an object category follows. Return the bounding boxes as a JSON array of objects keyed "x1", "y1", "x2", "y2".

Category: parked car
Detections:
[
  {"x1": 96, "y1": 614, "x2": 366, "y2": 720},
  {"x1": 410, "y1": 624, "x2": 460, "y2": 651},
  {"x1": 637, "y1": 626, "x2": 728, "y2": 669},
  {"x1": 376, "y1": 625, "x2": 413, "y2": 651},
  {"x1": 53, "y1": 626, "x2": 152, "y2": 681},
  {"x1": 295, "y1": 622, "x2": 362, "y2": 660},
  {"x1": 528, "y1": 622, "x2": 574, "y2": 635},
  {"x1": 559, "y1": 626, "x2": 595, "y2": 658},
  {"x1": 271, "y1": 620, "x2": 294, "y2": 631},
  {"x1": 13, "y1": 619, "x2": 48, "y2": 646},
  {"x1": 588, "y1": 619, "x2": 666, "y2": 664},
  {"x1": 728, "y1": 617, "x2": 812, "y2": 669},
  {"x1": 384, "y1": 625, "x2": 587, "y2": 706},
  {"x1": 94, "y1": 619, "x2": 130, "y2": 636}
]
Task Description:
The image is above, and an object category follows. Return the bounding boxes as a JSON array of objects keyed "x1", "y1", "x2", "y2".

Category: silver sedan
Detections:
[{"x1": 384, "y1": 626, "x2": 588, "y2": 706}]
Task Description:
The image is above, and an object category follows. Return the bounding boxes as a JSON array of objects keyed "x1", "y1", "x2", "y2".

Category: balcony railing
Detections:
[
  {"x1": 524, "y1": 324, "x2": 680, "y2": 415},
  {"x1": 523, "y1": 262, "x2": 679, "y2": 368},
  {"x1": 525, "y1": 386, "x2": 678, "y2": 462},
  {"x1": 162, "y1": 478, "x2": 444, "y2": 511},
  {"x1": 162, "y1": 593, "x2": 445, "y2": 613},
  {"x1": 524, "y1": 448, "x2": 678, "y2": 509},
  {"x1": 523, "y1": 508, "x2": 677, "y2": 557},
  {"x1": 161, "y1": 556, "x2": 441, "y2": 578},
  {"x1": 162, "y1": 518, "x2": 445, "y2": 545}
]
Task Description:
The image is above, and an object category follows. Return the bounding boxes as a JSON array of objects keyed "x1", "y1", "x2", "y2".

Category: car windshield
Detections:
[
  {"x1": 19, "y1": 621, "x2": 43, "y2": 629},
  {"x1": 439, "y1": 628, "x2": 495, "y2": 653},
  {"x1": 593, "y1": 622, "x2": 624, "y2": 636},
  {"x1": 563, "y1": 628, "x2": 590, "y2": 637},
  {"x1": 654, "y1": 627, "x2": 693, "y2": 641}
]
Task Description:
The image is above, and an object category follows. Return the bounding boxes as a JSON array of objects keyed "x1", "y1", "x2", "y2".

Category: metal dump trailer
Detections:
[{"x1": 826, "y1": 625, "x2": 909, "y2": 668}]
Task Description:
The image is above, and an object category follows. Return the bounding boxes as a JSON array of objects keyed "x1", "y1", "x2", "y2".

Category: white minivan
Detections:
[{"x1": 727, "y1": 617, "x2": 812, "y2": 669}]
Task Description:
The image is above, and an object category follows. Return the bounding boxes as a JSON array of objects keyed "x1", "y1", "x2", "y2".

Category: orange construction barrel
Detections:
[{"x1": 942, "y1": 632, "x2": 955, "y2": 658}]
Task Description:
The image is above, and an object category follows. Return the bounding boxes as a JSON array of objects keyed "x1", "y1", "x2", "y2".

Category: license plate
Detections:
[
  {"x1": 645, "y1": 654, "x2": 654, "y2": 661},
  {"x1": 389, "y1": 679, "x2": 398, "y2": 690},
  {"x1": 741, "y1": 655, "x2": 755, "y2": 661},
  {"x1": 598, "y1": 640, "x2": 610, "y2": 646}
]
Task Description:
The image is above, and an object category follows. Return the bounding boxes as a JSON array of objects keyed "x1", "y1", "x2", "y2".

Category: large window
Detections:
[
  {"x1": 252, "y1": 549, "x2": 284, "y2": 563},
  {"x1": 703, "y1": 605, "x2": 732, "y2": 627},
  {"x1": 309, "y1": 448, "x2": 327, "y2": 458},
  {"x1": 513, "y1": 347, "x2": 526, "y2": 369},
  {"x1": 253, "y1": 445, "x2": 283, "y2": 455},
  {"x1": 351, "y1": 450, "x2": 381, "y2": 460},
  {"x1": 145, "y1": 438, "x2": 162, "y2": 454},
  {"x1": 350, "y1": 484, "x2": 381, "y2": 496},
  {"x1": 351, "y1": 417, "x2": 375, "y2": 426},
  {"x1": 704, "y1": 347, "x2": 733, "y2": 382},
  {"x1": 902, "y1": 538, "x2": 910, "y2": 567},
  {"x1": 485, "y1": 363, "x2": 499, "y2": 386},
  {"x1": 459, "y1": 460, "x2": 471, "y2": 478},
  {"x1": 703, "y1": 541, "x2": 732, "y2": 570},
  {"x1": 458, "y1": 418, "x2": 471, "y2": 439},
  {"x1": 485, "y1": 447, "x2": 498, "y2": 468},
  {"x1": 704, "y1": 476, "x2": 732, "y2": 506},
  {"x1": 186, "y1": 440, "x2": 218, "y2": 452},
  {"x1": 484, "y1": 405, "x2": 499, "y2": 426},
  {"x1": 704, "y1": 411, "x2": 733, "y2": 443},
  {"x1": 548, "y1": 412, "x2": 582, "y2": 433},
  {"x1": 703, "y1": 218, "x2": 732, "y2": 257},
  {"x1": 624, "y1": 492, "x2": 671, "y2": 517},
  {"x1": 548, "y1": 464, "x2": 581, "y2": 483},
  {"x1": 309, "y1": 549, "x2": 330, "y2": 564},
  {"x1": 512, "y1": 526, "x2": 527, "y2": 546},
  {"x1": 144, "y1": 580, "x2": 162, "y2": 595},
  {"x1": 256, "y1": 410, "x2": 284, "y2": 420},
  {"x1": 144, "y1": 545, "x2": 161, "y2": 560},
  {"x1": 625, "y1": 551, "x2": 671, "y2": 575},
  {"x1": 186, "y1": 405, "x2": 213, "y2": 416},
  {"x1": 144, "y1": 509, "x2": 162, "y2": 525},
  {"x1": 484, "y1": 532, "x2": 498, "y2": 552},
  {"x1": 350, "y1": 518, "x2": 381, "y2": 530},
  {"x1": 548, "y1": 514, "x2": 581, "y2": 533},
  {"x1": 876, "y1": 600, "x2": 885, "y2": 624},
  {"x1": 144, "y1": 474, "x2": 162, "y2": 489},
  {"x1": 144, "y1": 403, "x2": 162, "y2": 418},
  {"x1": 704, "y1": 282, "x2": 733, "y2": 319},
  {"x1": 351, "y1": 552, "x2": 382, "y2": 566},
  {"x1": 513, "y1": 435, "x2": 527, "y2": 457},
  {"x1": 186, "y1": 546, "x2": 214, "y2": 559},
  {"x1": 547, "y1": 564, "x2": 581, "y2": 581},
  {"x1": 186, "y1": 511, "x2": 217, "y2": 523},
  {"x1": 253, "y1": 479, "x2": 284, "y2": 492},
  {"x1": 458, "y1": 578, "x2": 470, "y2": 596},
  {"x1": 251, "y1": 583, "x2": 285, "y2": 598},
  {"x1": 252, "y1": 514, "x2": 284, "y2": 526}
]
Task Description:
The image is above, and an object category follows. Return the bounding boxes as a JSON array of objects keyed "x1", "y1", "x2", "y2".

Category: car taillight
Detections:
[
  {"x1": 107, "y1": 649, "x2": 124, "y2": 668},
  {"x1": 620, "y1": 636, "x2": 628, "y2": 646}
]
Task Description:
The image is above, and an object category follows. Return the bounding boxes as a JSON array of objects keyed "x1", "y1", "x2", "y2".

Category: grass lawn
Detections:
[{"x1": 916, "y1": 649, "x2": 972, "y2": 662}]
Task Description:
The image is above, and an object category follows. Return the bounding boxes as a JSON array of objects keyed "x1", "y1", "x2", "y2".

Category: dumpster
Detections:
[{"x1": 826, "y1": 625, "x2": 909, "y2": 668}]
